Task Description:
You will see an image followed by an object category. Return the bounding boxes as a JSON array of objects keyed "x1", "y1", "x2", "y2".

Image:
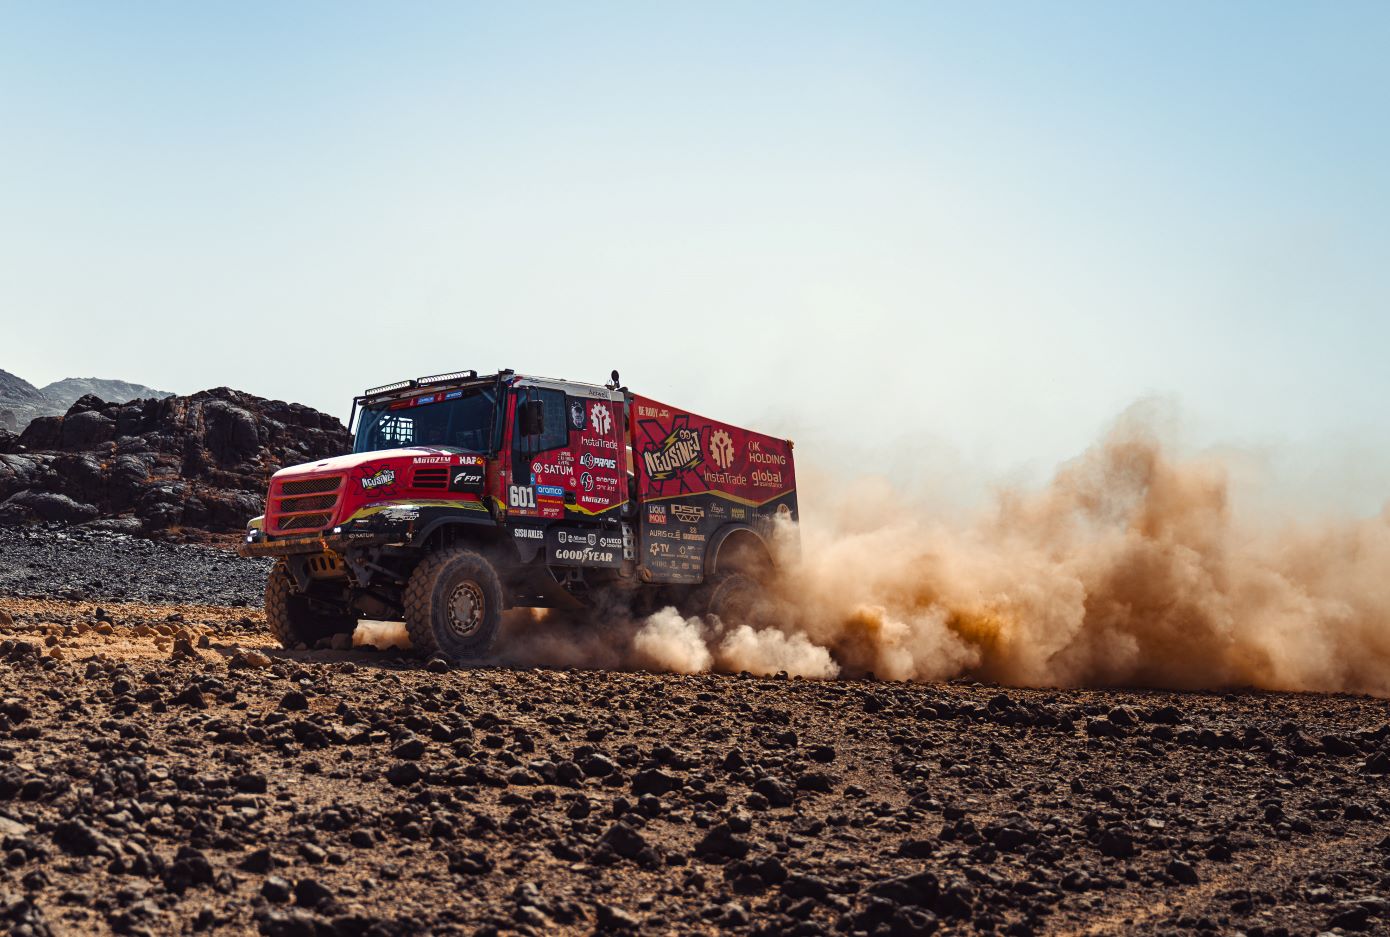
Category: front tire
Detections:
[
  {"x1": 404, "y1": 547, "x2": 504, "y2": 661},
  {"x1": 265, "y1": 560, "x2": 358, "y2": 649}
]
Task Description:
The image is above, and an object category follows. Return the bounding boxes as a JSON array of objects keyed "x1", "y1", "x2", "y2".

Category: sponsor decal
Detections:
[
  {"x1": 413, "y1": 456, "x2": 452, "y2": 464},
  {"x1": 416, "y1": 394, "x2": 436, "y2": 405},
  {"x1": 547, "y1": 527, "x2": 623, "y2": 566},
  {"x1": 710, "y1": 429, "x2": 735, "y2": 470},
  {"x1": 637, "y1": 404, "x2": 672, "y2": 420},
  {"x1": 647, "y1": 505, "x2": 667, "y2": 525},
  {"x1": 508, "y1": 486, "x2": 537, "y2": 509},
  {"x1": 748, "y1": 440, "x2": 787, "y2": 466},
  {"x1": 582, "y1": 436, "x2": 619, "y2": 451},
  {"x1": 554, "y1": 546, "x2": 618, "y2": 563},
  {"x1": 580, "y1": 472, "x2": 594, "y2": 492},
  {"x1": 449, "y1": 466, "x2": 484, "y2": 492},
  {"x1": 513, "y1": 527, "x2": 543, "y2": 540},
  {"x1": 681, "y1": 531, "x2": 707, "y2": 542},
  {"x1": 569, "y1": 399, "x2": 587, "y2": 431},
  {"x1": 707, "y1": 502, "x2": 728, "y2": 519},
  {"x1": 702, "y1": 469, "x2": 747, "y2": 487},
  {"x1": 536, "y1": 484, "x2": 565, "y2": 519},
  {"x1": 752, "y1": 468, "x2": 784, "y2": 488},
  {"x1": 579, "y1": 452, "x2": 617, "y2": 470},
  {"x1": 647, "y1": 527, "x2": 680, "y2": 540},
  {"x1": 444, "y1": 390, "x2": 463, "y2": 400},
  {"x1": 639, "y1": 418, "x2": 703, "y2": 490},
  {"x1": 731, "y1": 506, "x2": 747, "y2": 520},
  {"x1": 589, "y1": 403, "x2": 613, "y2": 436},
  {"x1": 670, "y1": 504, "x2": 705, "y2": 524},
  {"x1": 532, "y1": 451, "x2": 575, "y2": 479},
  {"x1": 458, "y1": 454, "x2": 485, "y2": 465},
  {"x1": 358, "y1": 465, "x2": 397, "y2": 494}
]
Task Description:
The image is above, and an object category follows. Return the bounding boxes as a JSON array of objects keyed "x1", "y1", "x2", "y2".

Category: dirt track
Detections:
[{"x1": 0, "y1": 591, "x2": 1388, "y2": 936}]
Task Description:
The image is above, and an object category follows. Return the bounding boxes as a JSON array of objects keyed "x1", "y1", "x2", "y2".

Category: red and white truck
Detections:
[{"x1": 238, "y1": 369, "x2": 797, "y2": 660}]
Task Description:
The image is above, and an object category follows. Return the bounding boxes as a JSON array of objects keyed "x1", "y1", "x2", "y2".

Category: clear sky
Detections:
[{"x1": 3, "y1": 3, "x2": 1387, "y2": 512}]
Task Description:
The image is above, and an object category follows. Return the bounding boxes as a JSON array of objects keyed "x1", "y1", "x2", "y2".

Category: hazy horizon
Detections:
[{"x1": 4, "y1": 3, "x2": 1387, "y2": 514}]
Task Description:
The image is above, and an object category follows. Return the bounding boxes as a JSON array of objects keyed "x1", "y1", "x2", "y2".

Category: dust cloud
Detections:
[
  {"x1": 772, "y1": 415, "x2": 1390, "y2": 695},
  {"x1": 473, "y1": 409, "x2": 1390, "y2": 695}
]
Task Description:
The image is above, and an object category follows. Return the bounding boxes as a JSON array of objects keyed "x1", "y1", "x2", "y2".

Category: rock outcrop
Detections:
[{"x1": 0, "y1": 387, "x2": 349, "y2": 537}]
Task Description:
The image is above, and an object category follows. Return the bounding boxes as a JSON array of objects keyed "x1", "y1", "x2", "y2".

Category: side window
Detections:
[{"x1": 514, "y1": 389, "x2": 569, "y2": 455}]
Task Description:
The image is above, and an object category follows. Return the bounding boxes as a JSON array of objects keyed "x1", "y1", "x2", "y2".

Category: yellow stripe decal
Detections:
[{"x1": 640, "y1": 488, "x2": 795, "y2": 509}]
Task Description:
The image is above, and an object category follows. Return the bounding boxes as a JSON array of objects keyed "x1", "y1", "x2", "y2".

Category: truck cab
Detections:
[{"x1": 239, "y1": 368, "x2": 796, "y2": 661}]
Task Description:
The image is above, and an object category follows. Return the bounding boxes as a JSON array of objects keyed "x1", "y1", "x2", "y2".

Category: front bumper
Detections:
[{"x1": 237, "y1": 531, "x2": 400, "y2": 558}]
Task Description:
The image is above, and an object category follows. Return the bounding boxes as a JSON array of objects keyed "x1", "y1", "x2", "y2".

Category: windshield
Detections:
[{"x1": 354, "y1": 386, "x2": 501, "y2": 454}]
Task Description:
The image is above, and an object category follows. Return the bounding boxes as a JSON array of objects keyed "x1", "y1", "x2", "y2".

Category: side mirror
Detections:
[{"x1": 519, "y1": 400, "x2": 545, "y2": 437}]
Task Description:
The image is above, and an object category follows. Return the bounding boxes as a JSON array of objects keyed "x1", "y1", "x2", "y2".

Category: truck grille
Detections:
[
  {"x1": 281, "y1": 477, "x2": 341, "y2": 496},
  {"x1": 413, "y1": 467, "x2": 449, "y2": 489},
  {"x1": 269, "y1": 474, "x2": 344, "y2": 535}
]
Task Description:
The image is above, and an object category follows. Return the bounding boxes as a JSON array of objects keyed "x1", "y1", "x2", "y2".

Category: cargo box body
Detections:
[{"x1": 631, "y1": 395, "x2": 797, "y2": 583}]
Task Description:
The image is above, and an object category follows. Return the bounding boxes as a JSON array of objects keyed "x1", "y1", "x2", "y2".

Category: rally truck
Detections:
[{"x1": 237, "y1": 369, "x2": 797, "y2": 660}]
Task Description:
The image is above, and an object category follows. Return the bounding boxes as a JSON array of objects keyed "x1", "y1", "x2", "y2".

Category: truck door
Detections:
[
  {"x1": 505, "y1": 387, "x2": 569, "y2": 520},
  {"x1": 504, "y1": 385, "x2": 626, "y2": 522}
]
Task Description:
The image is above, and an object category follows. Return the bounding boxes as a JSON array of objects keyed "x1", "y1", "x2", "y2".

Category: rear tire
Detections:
[
  {"x1": 404, "y1": 547, "x2": 504, "y2": 661},
  {"x1": 696, "y1": 570, "x2": 766, "y2": 626},
  {"x1": 265, "y1": 560, "x2": 358, "y2": 649}
]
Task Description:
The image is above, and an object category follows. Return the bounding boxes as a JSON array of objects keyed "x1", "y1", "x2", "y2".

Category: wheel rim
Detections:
[{"x1": 447, "y1": 580, "x2": 486, "y2": 639}]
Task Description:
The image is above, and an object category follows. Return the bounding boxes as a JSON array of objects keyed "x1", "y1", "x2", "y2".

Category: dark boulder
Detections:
[{"x1": 0, "y1": 387, "x2": 348, "y2": 537}]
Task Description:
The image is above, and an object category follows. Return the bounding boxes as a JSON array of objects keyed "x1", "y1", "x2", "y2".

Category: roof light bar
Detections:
[
  {"x1": 416, "y1": 369, "x2": 478, "y2": 386},
  {"x1": 363, "y1": 379, "x2": 414, "y2": 396}
]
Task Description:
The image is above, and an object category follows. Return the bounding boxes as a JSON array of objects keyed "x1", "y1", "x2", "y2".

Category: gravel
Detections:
[
  {"x1": 0, "y1": 595, "x2": 1386, "y2": 936},
  {"x1": 0, "y1": 523, "x2": 268, "y2": 606},
  {"x1": 2, "y1": 538, "x2": 1390, "y2": 935}
]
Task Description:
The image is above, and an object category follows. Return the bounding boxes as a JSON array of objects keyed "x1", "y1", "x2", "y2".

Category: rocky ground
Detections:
[
  {"x1": 0, "y1": 525, "x2": 267, "y2": 606},
  {"x1": 1, "y1": 536, "x2": 1388, "y2": 936}
]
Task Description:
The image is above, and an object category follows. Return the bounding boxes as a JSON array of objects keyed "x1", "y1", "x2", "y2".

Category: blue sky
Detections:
[{"x1": 2, "y1": 3, "x2": 1387, "y2": 512}]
